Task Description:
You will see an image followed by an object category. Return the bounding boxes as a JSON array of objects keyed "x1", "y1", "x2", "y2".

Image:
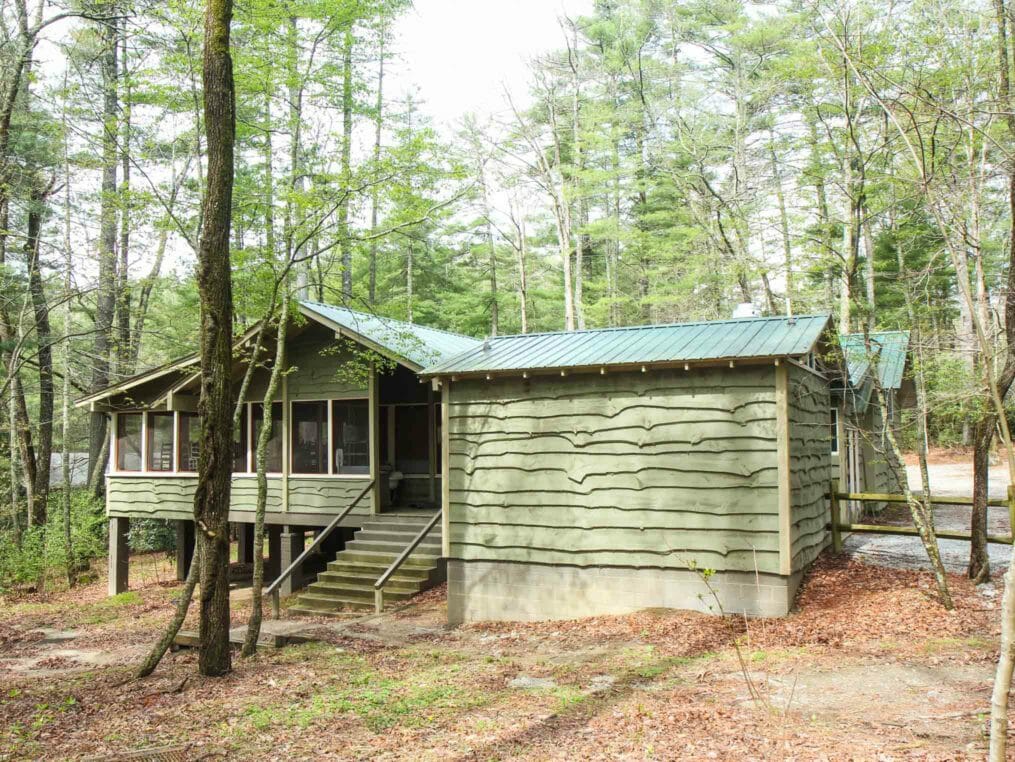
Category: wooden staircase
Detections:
[{"x1": 289, "y1": 512, "x2": 443, "y2": 615}]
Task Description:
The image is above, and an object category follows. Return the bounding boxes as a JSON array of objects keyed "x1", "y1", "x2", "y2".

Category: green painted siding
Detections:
[
  {"x1": 286, "y1": 331, "x2": 367, "y2": 399},
  {"x1": 106, "y1": 475, "x2": 373, "y2": 520},
  {"x1": 786, "y1": 366, "x2": 831, "y2": 571},
  {"x1": 447, "y1": 366, "x2": 782, "y2": 574}
]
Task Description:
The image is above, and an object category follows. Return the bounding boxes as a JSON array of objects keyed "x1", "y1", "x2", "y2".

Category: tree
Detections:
[{"x1": 193, "y1": 0, "x2": 237, "y2": 678}]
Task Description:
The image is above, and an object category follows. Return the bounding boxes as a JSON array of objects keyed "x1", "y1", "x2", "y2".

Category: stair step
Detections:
[
  {"x1": 325, "y1": 560, "x2": 432, "y2": 578},
  {"x1": 354, "y1": 530, "x2": 442, "y2": 546},
  {"x1": 291, "y1": 593, "x2": 373, "y2": 612},
  {"x1": 332, "y1": 550, "x2": 439, "y2": 568},
  {"x1": 287, "y1": 605, "x2": 363, "y2": 618},
  {"x1": 307, "y1": 581, "x2": 418, "y2": 601},
  {"x1": 361, "y1": 519, "x2": 440, "y2": 531},
  {"x1": 317, "y1": 570, "x2": 424, "y2": 589},
  {"x1": 346, "y1": 539, "x2": 442, "y2": 555}
]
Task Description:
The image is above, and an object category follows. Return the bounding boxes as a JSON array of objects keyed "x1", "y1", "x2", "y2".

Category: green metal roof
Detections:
[
  {"x1": 422, "y1": 314, "x2": 831, "y2": 376},
  {"x1": 299, "y1": 301, "x2": 480, "y2": 370},
  {"x1": 840, "y1": 331, "x2": 910, "y2": 390}
]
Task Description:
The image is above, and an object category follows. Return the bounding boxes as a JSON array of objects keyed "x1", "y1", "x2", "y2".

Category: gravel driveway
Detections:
[{"x1": 842, "y1": 462, "x2": 1012, "y2": 575}]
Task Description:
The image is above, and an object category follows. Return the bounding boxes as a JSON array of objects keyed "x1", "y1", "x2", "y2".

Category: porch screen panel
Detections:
[
  {"x1": 232, "y1": 406, "x2": 248, "y2": 472},
  {"x1": 116, "y1": 413, "x2": 142, "y2": 472},
  {"x1": 395, "y1": 405, "x2": 429, "y2": 474},
  {"x1": 292, "y1": 401, "x2": 327, "y2": 474},
  {"x1": 146, "y1": 413, "x2": 175, "y2": 471},
  {"x1": 331, "y1": 400, "x2": 369, "y2": 474},
  {"x1": 251, "y1": 402, "x2": 283, "y2": 472},
  {"x1": 179, "y1": 413, "x2": 201, "y2": 472}
]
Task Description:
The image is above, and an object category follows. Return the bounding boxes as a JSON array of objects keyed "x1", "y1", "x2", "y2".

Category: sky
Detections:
[{"x1": 389, "y1": 0, "x2": 594, "y2": 132}]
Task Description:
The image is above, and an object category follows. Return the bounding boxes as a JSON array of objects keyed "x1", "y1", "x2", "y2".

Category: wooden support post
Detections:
[
  {"x1": 375, "y1": 587, "x2": 383, "y2": 614},
  {"x1": 774, "y1": 364, "x2": 792, "y2": 575},
  {"x1": 108, "y1": 516, "x2": 129, "y2": 596},
  {"x1": 236, "y1": 522, "x2": 254, "y2": 564},
  {"x1": 831, "y1": 479, "x2": 842, "y2": 552},
  {"x1": 175, "y1": 520, "x2": 195, "y2": 581},
  {"x1": 266, "y1": 525, "x2": 282, "y2": 582},
  {"x1": 279, "y1": 527, "x2": 305, "y2": 596},
  {"x1": 1008, "y1": 484, "x2": 1015, "y2": 545}
]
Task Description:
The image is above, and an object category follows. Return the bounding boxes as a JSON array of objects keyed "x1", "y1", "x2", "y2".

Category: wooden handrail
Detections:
[
  {"x1": 827, "y1": 491, "x2": 1007, "y2": 507},
  {"x1": 266, "y1": 479, "x2": 374, "y2": 618},
  {"x1": 373, "y1": 509, "x2": 442, "y2": 613}
]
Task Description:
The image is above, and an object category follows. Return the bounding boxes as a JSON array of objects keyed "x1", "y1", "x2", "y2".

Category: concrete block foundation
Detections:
[{"x1": 447, "y1": 560, "x2": 802, "y2": 624}]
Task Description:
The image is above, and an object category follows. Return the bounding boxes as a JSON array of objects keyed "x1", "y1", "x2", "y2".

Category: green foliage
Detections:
[{"x1": 0, "y1": 490, "x2": 106, "y2": 593}]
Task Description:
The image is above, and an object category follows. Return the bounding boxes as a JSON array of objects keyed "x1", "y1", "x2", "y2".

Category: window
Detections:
[
  {"x1": 233, "y1": 407, "x2": 248, "y2": 472},
  {"x1": 178, "y1": 413, "x2": 201, "y2": 472},
  {"x1": 116, "y1": 414, "x2": 142, "y2": 472},
  {"x1": 292, "y1": 401, "x2": 327, "y2": 474},
  {"x1": 395, "y1": 405, "x2": 429, "y2": 474},
  {"x1": 251, "y1": 402, "x2": 283, "y2": 472},
  {"x1": 146, "y1": 413, "x2": 175, "y2": 471},
  {"x1": 830, "y1": 408, "x2": 839, "y2": 455},
  {"x1": 332, "y1": 400, "x2": 369, "y2": 474}
]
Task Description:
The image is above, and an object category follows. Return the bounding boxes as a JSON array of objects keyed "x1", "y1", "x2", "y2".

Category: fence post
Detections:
[
  {"x1": 1008, "y1": 484, "x2": 1015, "y2": 546},
  {"x1": 831, "y1": 478, "x2": 842, "y2": 552}
]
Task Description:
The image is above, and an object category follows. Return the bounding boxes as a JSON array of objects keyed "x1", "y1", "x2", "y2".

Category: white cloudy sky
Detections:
[{"x1": 389, "y1": 0, "x2": 594, "y2": 130}]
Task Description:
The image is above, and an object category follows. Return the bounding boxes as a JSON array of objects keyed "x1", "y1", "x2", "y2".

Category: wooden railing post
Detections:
[{"x1": 831, "y1": 478, "x2": 842, "y2": 552}]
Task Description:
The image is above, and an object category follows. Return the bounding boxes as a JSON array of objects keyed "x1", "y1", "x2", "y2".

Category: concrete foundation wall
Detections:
[{"x1": 447, "y1": 559, "x2": 802, "y2": 624}]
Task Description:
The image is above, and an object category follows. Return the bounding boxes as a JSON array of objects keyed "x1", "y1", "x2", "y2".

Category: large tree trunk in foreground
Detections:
[{"x1": 193, "y1": 0, "x2": 236, "y2": 678}]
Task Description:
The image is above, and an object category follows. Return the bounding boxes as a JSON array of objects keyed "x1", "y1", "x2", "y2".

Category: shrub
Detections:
[{"x1": 0, "y1": 489, "x2": 106, "y2": 593}]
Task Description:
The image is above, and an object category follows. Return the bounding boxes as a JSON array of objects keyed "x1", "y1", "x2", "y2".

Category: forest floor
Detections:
[{"x1": 0, "y1": 547, "x2": 1007, "y2": 761}]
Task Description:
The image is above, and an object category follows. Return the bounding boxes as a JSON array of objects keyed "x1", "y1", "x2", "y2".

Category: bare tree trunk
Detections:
[
  {"x1": 242, "y1": 293, "x2": 288, "y2": 657},
  {"x1": 339, "y1": 26, "x2": 354, "y2": 301},
  {"x1": 509, "y1": 199, "x2": 528, "y2": 334},
  {"x1": 62, "y1": 68, "x2": 74, "y2": 584},
  {"x1": 136, "y1": 544, "x2": 201, "y2": 678},
  {"x1": 193, "y1": 0, "x2": 236, "y2": 679},
  {"x1": 368, "y1": 20, "x2": 385, "y2": 304},
  {"x1": 90, "y1": 7, "x2": 119, "y2": 494},
  {"x1": 116, "y1": 18, "x2": 131, "y2": 377},
  {"x1": 26, "y1": 182, "x2": 53, "y2": 527},
  {"x1": 770, "y1": 137, "x2": 793, "y2": 315}
]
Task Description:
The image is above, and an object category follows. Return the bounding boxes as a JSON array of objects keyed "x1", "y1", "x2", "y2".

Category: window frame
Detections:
[
  {"x1": 830, "y1": 407, "x2": 840, "y2": 455},
  {"x1": 289, "y1": 396, "x2": 370, "y2": 479},
  {"x1": 249, "y1": 400, "x2": 285, "y2": 476},
  {"x1": 108, "y1": 394, "x2": 375, "y2": 481}
]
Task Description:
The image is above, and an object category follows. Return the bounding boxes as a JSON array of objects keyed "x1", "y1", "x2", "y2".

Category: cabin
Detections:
[
  {"x1": 79, "y1": 303, "x2": 908, "y2": 622},
  {"x1": 836, "y1": 331, "x2": 912, "y2": 520},
  {"x1": 77, "y1": 302, "x2": 480, "y2": 612}
]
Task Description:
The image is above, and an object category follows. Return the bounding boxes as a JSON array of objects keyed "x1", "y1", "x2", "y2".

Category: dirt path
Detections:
[{"x1": 0, "y1": 553, "x2": 1005, "y2": 760}]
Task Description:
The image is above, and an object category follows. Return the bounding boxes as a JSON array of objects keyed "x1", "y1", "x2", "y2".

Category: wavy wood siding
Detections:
[
  {"x1": 448, "y1": 366, "x2": 782, "y2": 573},
  {"x1": 106, "y1": 475, "x2": 373, "y2": 520},
  {"x1": 286, "y1": 331, "x2": 366, "y2": 399},
  {"x1": 787, "y1": 366, "x2": 831, "y2": 571}
]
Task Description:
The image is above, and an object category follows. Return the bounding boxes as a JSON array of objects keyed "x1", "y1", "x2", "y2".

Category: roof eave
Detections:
[{"x1": 423, "y1": 353, "x2": 824, "y2": 381}]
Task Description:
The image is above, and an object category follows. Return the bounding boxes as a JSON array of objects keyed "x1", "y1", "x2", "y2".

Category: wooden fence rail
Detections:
[{"x1": 827, "y1": 480, "x2": 1015, "y2": 552}]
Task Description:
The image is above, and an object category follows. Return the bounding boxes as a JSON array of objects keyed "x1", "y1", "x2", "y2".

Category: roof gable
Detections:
[
  {"x1": 839, "y1": 331, "x2": 910, "y2": 390},
  {"x1": 298, "y1": 301, "x2": 480, "y2": 370},
  {"x1": 423, "y1": 314, "x2": 831, "y2": 376}
]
